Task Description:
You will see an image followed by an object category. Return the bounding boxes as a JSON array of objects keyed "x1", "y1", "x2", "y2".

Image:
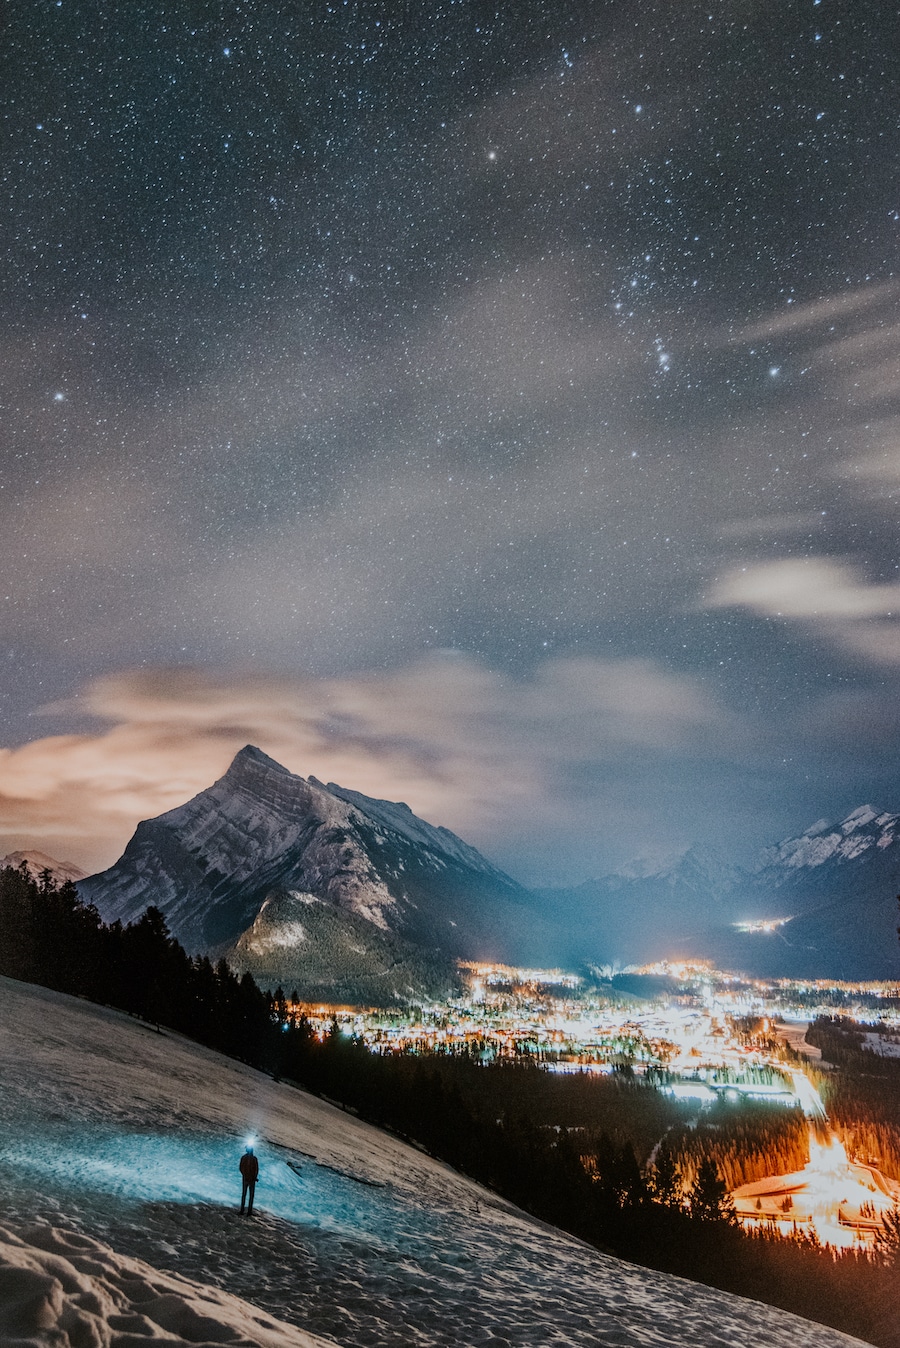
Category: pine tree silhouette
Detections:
[{"x1": 690, "y1": 1157, "x2": 736, "y2": 1223}]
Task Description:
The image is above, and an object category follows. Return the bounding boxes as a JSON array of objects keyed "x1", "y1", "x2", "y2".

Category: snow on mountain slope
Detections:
[
  {"x1": 0, "y1": 977, "x2": 867, "y2": 1348},
  {"x1": 319, "y1": 778, "x2": 505, "y2": 879},
  {"x1": 79, "y1": 746, "x2": 397, "y2": 951},
  {"x1": 535, "y1": 805, "x2": 900, "y2": 978},
  {"x1": 678, "y1": 804, "x2": 900, "y2": 980},
  {"x1": 754, "y1": 805, "x2": 900, "y2": 878},
  {"x1": 228, "y1": 888, "x2": 460, "y2": 1003},
  {"x1": 78, "y1": 746, "x2": 539, "y2": 995},
  {"x1": 0, "y1": 1222, "x2": 329, "y2": 1348},
  {"x1": 0, "y1": 850, "x2": 87, "y2": 885}
]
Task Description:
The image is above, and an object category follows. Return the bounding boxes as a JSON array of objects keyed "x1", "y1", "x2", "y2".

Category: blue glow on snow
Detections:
[{"x1": 0, "y1": 1128, "x2": 403, "y2": 1248}]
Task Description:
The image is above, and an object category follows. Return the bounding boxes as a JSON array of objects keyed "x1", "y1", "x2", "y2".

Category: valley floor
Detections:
[{"x1": 0, "y1": 977, "x2": 871, "y2": 1348}]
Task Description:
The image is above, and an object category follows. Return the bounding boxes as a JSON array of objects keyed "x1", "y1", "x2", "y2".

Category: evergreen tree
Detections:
[
  {"x1": 649, "y1": 1143, "x2": 682, "y2": 1207},
  {"x1": 271, "y1": 985, "x2": 288, "y2": 1027},
  {"x1": 876, "y1": 1202, "x2": 900, "y2": 1268},
  {"x1": 690, "y1": 1157, "x2": 736, "y2": 1223},
  {"x1": 0, "y1": 864, "x2": 38, "y2": 981}
]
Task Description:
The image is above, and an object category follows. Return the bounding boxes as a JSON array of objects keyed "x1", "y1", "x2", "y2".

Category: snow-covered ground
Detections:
[
  {"x1": 0, "y1": 1221, "x2": 330, "y2": 1347},
  {"x1": 774, "y1": 1019, "x2": 825, "y2": 1065},
  {"x1": 863, "y1": 1031, "x2": 900, "y2": 1059},
  {"x1": 0, "y1": 977, "x2": 869, "y2": 1348}
]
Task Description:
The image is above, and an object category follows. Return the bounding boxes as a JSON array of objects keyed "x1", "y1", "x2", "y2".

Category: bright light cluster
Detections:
[
  {"x1": 285, "y1": 958, "x2": 900, "y2": 1247},
  {"x1": 732, "y1": 917, "x2": 793, "y2": 935}
]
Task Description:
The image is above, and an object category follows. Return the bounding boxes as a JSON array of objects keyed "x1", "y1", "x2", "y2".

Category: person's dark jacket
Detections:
[{"x1": 240, "y1": 1152, "x2": 259, "y2": 1182}]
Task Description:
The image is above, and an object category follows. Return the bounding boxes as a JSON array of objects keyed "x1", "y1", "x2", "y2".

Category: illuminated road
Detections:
[{"x1": 785, "y1": 1067, "x2": 827, "y2": 1120}]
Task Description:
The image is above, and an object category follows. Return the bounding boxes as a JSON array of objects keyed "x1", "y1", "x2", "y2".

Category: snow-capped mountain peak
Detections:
[
  {"x1": 78, "y1": 747, "x2": 536, "y2": 998},
  {"x1": 320, "y1": 778, "x2": 504, "y2": 880},
  {"x1": 840, "y1": 804, "x2": 883, "y2": 832},
  {"x1": 755, "y1": 804, "x2": 899, "y2": 875},
  {"x1": 0, "y1": 850, "x2": 87, "y2": 885}
]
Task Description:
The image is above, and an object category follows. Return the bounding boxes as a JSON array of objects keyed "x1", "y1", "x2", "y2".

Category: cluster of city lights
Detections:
[
  {"x1": 732, "y1": 917, "x2": 794, "y2": 935},
  {"x1": 285, "y1": 959, "x2": 900, "y2": 1247}
]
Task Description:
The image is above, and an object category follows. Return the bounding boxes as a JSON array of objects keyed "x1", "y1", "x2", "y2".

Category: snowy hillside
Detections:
[
  {"x1": 0, "y1": 976, "x2": 868, "y2": 1348},
  {"x1": 0, "y1": 1222, "x2": 329, "y2": 1348}
]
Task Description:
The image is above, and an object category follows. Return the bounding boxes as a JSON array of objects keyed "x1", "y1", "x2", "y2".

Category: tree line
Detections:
[
  {"x1": 0, "y1": 864, "x2": 276, "y2": 1063},
  {"x1": 666, "y1": 1099, "x2": 809, "y2": 1192}
]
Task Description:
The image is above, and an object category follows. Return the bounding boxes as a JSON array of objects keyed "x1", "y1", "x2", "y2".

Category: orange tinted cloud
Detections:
[{"x1": 0, "y1": 654, "x2": 729, "y2": 873}]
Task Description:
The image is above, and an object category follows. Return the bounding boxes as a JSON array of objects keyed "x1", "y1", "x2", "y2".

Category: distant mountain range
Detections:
[
  {"x1": 706, "y1": 805, "x2": 900, "y2": 980},
  {"x1": 39, "y1": 753, "x2": 899, "y2": 994},
  {"x1": 0, "y1": 850, "x2": 87, "y2": 886},
  {"x1": 535, "y1": 845, "x2": 740, "y2": 972},
  {"x1": 540, "y1": 805, "x2": 900, "y2": 980},
  {"x1": 77, "y1": 746, "x2": 543, "y2": 1002}
]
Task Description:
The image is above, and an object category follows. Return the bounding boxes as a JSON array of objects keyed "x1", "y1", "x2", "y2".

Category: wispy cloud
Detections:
[
  {"x1": 729, "y1": 283, "x2": 899, "y2": 345},
  {"x1": 708, "y1": 557, "x2": 900, "y2": 664},
  {"x1": 0, "y1": 654, "x2": 732, "y2": 875},
  {"x1": 722, "y1": 281, "x2": 900, "y2": 413},
  {"x1": 833, "y1": 414, "x2": 900, "y2": 489}
]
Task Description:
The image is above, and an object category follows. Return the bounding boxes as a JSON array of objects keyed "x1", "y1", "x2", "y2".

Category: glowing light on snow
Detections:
[
  {"x1": 733, "y1": 1078, "x2": 900, "y2": 1248},
  {"x1": 732, "y1": 917, "x2": 793, "y2": 934}
]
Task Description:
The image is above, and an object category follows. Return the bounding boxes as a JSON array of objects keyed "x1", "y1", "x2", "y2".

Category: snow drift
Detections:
[{"x1": 0, "y1": 1221, "x2": 328, "y2": 1348}]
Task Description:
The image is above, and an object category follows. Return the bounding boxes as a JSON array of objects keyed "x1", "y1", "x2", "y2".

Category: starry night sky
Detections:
[{"x1": 2, "y1": 0, "x2": 900, "y2": 883}]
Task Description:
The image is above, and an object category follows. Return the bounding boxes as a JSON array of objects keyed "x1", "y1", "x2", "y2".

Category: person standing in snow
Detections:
[{"x1": 239, "y1": 1145, "x2": 259, "y2": 1216}]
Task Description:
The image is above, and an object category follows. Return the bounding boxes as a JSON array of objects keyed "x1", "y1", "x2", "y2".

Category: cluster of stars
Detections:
[{"x1": 1, "y1": 0, "x2": 899, "y2": 867}]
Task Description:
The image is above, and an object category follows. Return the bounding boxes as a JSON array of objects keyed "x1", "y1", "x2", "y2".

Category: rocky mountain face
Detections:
[
  {"x1": 0, "y1": 850, "x2": 87, "y2": 886},
  {"x1": 75, "y1": 754, "x2": 900, "y2": 989},
  {"x1": 78, "y1": 746, "x2": 541, "y2": 1001},
  {"x1": 228, "y1": 889, "x2": 461, "y2": 1003},
  {"x1": 709, "y1": 805, "x2": 900, "y2": 979},
  {"x1": 752, "y1": 805, "x2": 900, "y2": 902}
]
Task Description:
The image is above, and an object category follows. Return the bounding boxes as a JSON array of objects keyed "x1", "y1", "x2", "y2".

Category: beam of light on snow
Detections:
[{"x1": 0, "y1": 1129, "x2": 404, "y2": 1249}]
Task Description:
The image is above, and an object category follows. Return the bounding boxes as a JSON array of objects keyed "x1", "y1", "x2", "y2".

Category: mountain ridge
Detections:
[
  {"x1": 75, "y1": 760, "x2": 900, "y2": 988},
  {"x1": 539, "y1": 803, "x2": 900, "y2": 978},
  {"x1": 0, "y1": 850, "x2": 87, "y2": 886},
  {"x1": 78, "y1": 745, "x2": 541, "y2": 1000}
]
